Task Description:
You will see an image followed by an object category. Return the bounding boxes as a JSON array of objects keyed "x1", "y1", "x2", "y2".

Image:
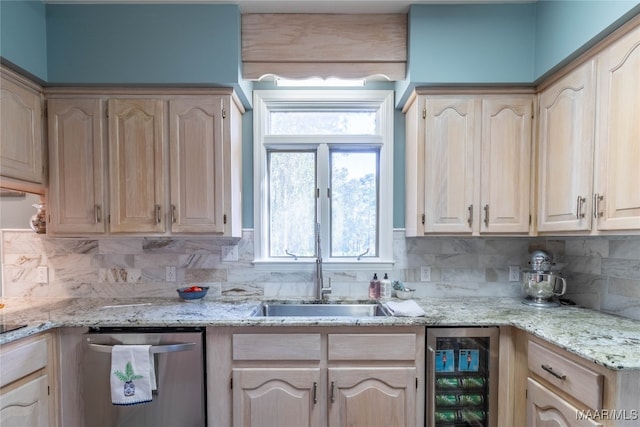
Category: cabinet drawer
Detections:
[
  {"x1": 528, "y1": 340, "x2": 603, "y2": 409},
  {"x1": 0, "y1": 337, "x2": 48, "y2": 388},
  {"x1": 328, "y1": 334, "x2": 416, "y2": 361},
  {"x1": 233, "y1": 334, "x2": 321, "y2": 360}
]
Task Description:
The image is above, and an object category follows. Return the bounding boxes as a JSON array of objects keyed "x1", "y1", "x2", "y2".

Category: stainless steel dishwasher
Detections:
[{"x1": 83, "y1": 327, "x2": 205, "y2": 427}]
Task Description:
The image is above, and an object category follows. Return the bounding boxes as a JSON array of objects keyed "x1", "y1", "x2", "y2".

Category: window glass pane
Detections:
[
  {"x1": 269, "y1": 111, "x2": 377, "y2": 135},
  {"x1": 269, "y1": 151, "x2": 316, "y2": 258},
  {"x1": 330, "y1": 150, "x2": 378, "y2": 257}
]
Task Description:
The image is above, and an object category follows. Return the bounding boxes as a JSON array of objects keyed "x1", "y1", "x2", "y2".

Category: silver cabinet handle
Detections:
[
  {"x1": 467, "y1": 205, "x2": 473, "y2": 227},
  {"x1": 312, "y1": 382, "x2": 318, "y2": 404},
  {"x1": 576, "y1": 196, "x2": 586, "y2": 219},
  {"x1": 593, "y1": 193, "x2": 604, "y2": 219},
  {"x1": 171, "y1": 205, "x2": 177, "y2": 223},
  {"x1": 483, "y1": 204, "x2": 489, "y2": 227},
  {"x1": 330, "y1": 381, "x2": 335, "y2": 403},
  {"x1": 541, "y1": 364, "x2": 566, "y2": 380},
  {"x1": 87, "y1": 342, "x2": 195, "y2": 354},
  {"x1": 155, "y1": 204, "x2": 161, "y2": 223},
  {"x1": 95, "y1": 204, "x2": 102, "y2": 224}
]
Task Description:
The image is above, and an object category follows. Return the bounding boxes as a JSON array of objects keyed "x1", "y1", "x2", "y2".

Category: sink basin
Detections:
[{"x1": 253, "y1": 302, "x2": 390, "y2": 317}]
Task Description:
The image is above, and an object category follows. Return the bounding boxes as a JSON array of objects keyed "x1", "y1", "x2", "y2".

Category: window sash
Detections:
[{"x1": 253, "y1": 90, "x2": 395, "y2": 267}]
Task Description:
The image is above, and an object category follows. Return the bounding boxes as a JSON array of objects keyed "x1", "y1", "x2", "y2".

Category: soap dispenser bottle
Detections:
[
  {"x1": 369, "y1": 273, "x2": 381, "y2": 299},
  {"x1": 380, "y1": 273, "x2": 391, "y2": 299}
]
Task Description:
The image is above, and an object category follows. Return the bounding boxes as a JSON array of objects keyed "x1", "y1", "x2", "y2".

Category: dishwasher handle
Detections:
[{"x1": 87, "y1": 342, "x2": 196, "y2": 354}]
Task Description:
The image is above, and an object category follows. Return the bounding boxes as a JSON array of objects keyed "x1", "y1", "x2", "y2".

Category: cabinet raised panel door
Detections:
[
  {"x1": 108, "y1": 98, "x2": 166, "y2": 233},
  {"x1": 594, "y1": 25, "x2": 640, "y2": 231},
  {"x1": 480, "y1": 96, "x2": 533, "y2": 233},
  {"x1": 48, "y1": 98, "x2": 106, "y2": 234},
  {"x1": 423, "y1": 96, "x2": 476, "y2": 234},
  {"x1": 232, "y1": 368, "x2": 322, "y2": 427},
  {"x1": 0, "y1": 71, "x2": 43, "y2": 184},
  {"x1": 328, "y1": 367, "x2": 417, "y2": 427},
  {"x1": 169, "y1": 97, "x2": 225, "y2": 233},
  {"x1": 537, "y1": 61, "x2": 595, "y2": 232},
  {"x1": 527, "y1": 378, "x2": 602, "y2": 427},
  {"x1": 0, "y1": 375, "x2": 49, "y2": 427}
]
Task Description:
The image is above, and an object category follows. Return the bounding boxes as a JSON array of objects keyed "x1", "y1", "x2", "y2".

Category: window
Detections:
[{"x1": 254, "y1": 90, "x2": 394, "y2": 268}]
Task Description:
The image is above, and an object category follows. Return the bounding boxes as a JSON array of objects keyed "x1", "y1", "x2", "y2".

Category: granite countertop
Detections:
[{"x1": 1, "y1": 296, "x2": 639, "y2": 371}]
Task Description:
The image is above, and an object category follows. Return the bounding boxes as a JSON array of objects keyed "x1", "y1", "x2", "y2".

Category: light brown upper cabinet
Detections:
[
  {"x1": 593, "y1": 23, "x2": 640, "y2": 231},
  {"x1": 404, "y1": 91, "x2": 534, "y2": 236},
  {"x1": 108, "y1": 98, "x2": 166, "y2": 233},
  {"x1": 46, "y1": 89, "x2": 243, "y2": 237},
  {"x1": 48, "y1": 98, "x2": 106, "y2": 234},
  {"x1": 0, "y1": 66, "x2": 45, "y2": 194},
  {"x1": 537, "y1": 61, "x2": 596, "y2": 232},
  {"x1": 537, "y1": 21, "x2": 640, "y2": 233}
]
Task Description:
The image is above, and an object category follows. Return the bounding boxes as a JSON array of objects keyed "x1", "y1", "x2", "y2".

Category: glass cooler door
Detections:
[{"x1": 427, "y1": 327, "x2": 499, "y2": 427}]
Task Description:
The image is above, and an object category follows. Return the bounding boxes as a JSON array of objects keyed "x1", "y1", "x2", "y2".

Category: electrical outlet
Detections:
[
  {"x1": 420, "y1": 266, "x2": 431, "y2": 282},
  {"x1": 36, "y1": 266, "x2": 48, "y2": 284},
  {"x1": 509, "y1": 266, "x2": 521, "y2": 282},
  {"x1": 222, "y1": 246, "x2": 238, "y2": 262},
  {"x1": 166, "y1": 266, "x2": 177, "y2": 282}
]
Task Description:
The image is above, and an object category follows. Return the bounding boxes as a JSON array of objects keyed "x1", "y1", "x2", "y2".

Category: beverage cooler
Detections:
[{"x1": 426, "y1": 327, "x2": 499, "y2": 427}]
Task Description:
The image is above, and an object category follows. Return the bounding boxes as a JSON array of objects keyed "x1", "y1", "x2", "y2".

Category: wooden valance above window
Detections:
[{"x1": 241, "y1": 14, "x2": 407, "y2": 81}]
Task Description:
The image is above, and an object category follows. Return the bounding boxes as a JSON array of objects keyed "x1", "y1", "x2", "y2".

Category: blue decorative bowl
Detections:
[{"x1": 177, "y1": 286, "x2": 209, "y2": 301}]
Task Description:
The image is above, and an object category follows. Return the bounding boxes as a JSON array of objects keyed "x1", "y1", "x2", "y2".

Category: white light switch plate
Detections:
[
  {"x1": 420, "y1": 266, "x2": 431, "y2": 282},
  {"x1": 509, "y1": 266, "x2": 521, "y2": 282},
  {"x1": 36, "y1": 266, "x2": 49, "y2": 284},
  {"x1": 166, "y1": 266, "x2": 176, "y2": 282}
]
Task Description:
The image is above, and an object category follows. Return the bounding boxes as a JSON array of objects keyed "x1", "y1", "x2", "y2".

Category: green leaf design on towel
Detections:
[{"x1": 113, "y1": 361, "x2": 144, "y2": 382}]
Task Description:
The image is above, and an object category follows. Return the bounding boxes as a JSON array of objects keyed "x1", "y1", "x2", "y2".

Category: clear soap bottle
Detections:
[{"x1": 380, "y1": 273, "x2": 391, "y2": 299}]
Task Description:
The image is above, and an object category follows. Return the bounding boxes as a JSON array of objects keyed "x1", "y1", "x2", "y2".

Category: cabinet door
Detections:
[
  {"x1": 594, "y1": 25, "x2": 640, "y2": 231},
  {"x1": 328, "y1": 367, "x2": 416, "y2": 427},
  {"x1": 232, "y1": 368, "x2": 322, "y2": 427},
  {"x1": 0, "y1": 375, "x2": 49, "y2": 427},
  {"x1": 108, "y1": 98, "x2": 166, "y2": 233},
  {"x1": 0, "y1": 71, "x2": 43, "y2": 184},
  {"x1": 48, "y1": 98, "x2": 106, "y2": 234},
  {"x1": 169, "y1": 97, "x2": 225, "y2": 233},
  {"x1": 423, "y1": 96, "x2": 477, "y2": 234},
  {"x1": 537, "y1": 62, "x2": 596, "y2": 232},
  {"x1": 480, "y1": 96, "x2": 533, "y2": 233},
  {"x1": 526, "y1": 378, "x2": 602, "y2": 427}
]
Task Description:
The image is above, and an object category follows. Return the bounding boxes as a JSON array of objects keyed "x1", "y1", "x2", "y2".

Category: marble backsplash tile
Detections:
[{"x1": 2, "y1": 229, "x2": 640, "y2": 320}]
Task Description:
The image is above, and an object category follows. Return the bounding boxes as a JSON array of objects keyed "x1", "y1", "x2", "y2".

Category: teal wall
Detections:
[
  {"x1": 408, "y1": 4, "x2": 536, "y2": 84},
  {"x1": 0, "y1": 0, "x2": 47, "y2": 80},
  {"x1": 46, "y1": 4, "x2": 240, "y2": 86},
  {"x1": 534, "y1": 0, "x2": 640, "y2": 79}
]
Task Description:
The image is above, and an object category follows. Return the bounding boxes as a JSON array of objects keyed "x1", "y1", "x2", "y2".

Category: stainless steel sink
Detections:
[{"x1": 252, "y1": 302, "x2": 390, "y2": 317}]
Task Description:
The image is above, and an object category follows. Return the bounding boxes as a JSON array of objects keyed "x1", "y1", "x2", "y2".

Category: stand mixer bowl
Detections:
[{"x1": 521, "y1": 271, "x2": 567, "y2": 307}]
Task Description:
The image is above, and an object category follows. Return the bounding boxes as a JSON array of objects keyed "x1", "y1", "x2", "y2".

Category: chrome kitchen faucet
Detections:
[{"x1": 315, "y1": 223, "x2": 332, "y2": 300}]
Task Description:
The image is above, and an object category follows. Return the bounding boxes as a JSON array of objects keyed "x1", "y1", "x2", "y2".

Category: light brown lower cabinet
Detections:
[
  {"x1": 522, "y1": 335, "x2": 640, "y2": 427},
  {"x1": 527, "y1": 377, "x2": 602, "y2": 427},
  {"x1": 213, "y1": 326, "x2": 425, "y2": 427},
  {"x1": 0, "y1": 333, "x2": 56, "y2": 427}
]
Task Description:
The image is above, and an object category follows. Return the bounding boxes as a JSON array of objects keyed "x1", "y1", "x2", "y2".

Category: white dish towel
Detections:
[
  {"x1": 110, "y1": 345, "x2": 157, "y2": 406},
  {"x1": 384, "y1": 300, "x2": 427, "y2": 317}
]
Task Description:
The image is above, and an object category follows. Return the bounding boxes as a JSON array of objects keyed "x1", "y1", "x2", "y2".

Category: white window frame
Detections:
[{"x1": 253, "y1": 89, "x2": 395, "y2": 270}]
